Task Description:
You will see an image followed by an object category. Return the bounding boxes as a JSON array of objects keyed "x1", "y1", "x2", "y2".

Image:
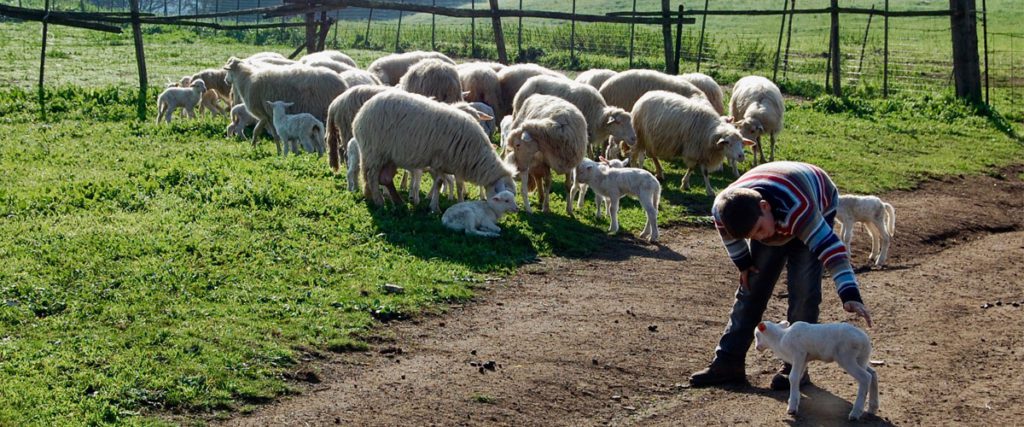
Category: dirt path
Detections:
[{"x1": 219, "y1": 168, "x2": 1024, "y2": 426}]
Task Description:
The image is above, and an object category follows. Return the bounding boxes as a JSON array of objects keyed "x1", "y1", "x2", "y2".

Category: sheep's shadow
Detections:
[{"x1": 726, "y1": 383, "x2": 894, "y2": 427}]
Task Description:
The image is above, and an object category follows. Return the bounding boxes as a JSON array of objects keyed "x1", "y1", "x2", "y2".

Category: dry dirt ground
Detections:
[{"x1": 217, "y1": 167, "x2": 1024, "y2": 426}]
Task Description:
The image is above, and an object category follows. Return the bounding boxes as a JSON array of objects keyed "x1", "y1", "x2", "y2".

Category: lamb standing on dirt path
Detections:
[
  {"x1": 755, "y1": 320, "x2": 879, "y2": 421},
  {"x1": 156, "y1": 79, "x2": 206, "y2": 124},
  {"x1": 574, "y1": 158, "x2": 661, "y2": 243},
  {"x1": 266, "y1": 100, "x2": 326, "y2": 156},
  {"x1": 835, "y1": 195, "x2": 896, "y2": 267},
  {"x1": 441, "y1": 191, "x2": 519, "y2": 237},
  {"x1": 571, "y1": 156, "x2": 628, "y2": 218}
]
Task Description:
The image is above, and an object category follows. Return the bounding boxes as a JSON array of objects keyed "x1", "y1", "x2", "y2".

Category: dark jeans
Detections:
[{"x1": 713, "y1": 237, "x2": 824, "y2": 365}]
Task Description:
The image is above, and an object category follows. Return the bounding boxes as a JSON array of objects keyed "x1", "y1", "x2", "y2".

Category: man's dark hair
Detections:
[{"x1": 714, "y1": 188, "x2": 764, "y2": 238}]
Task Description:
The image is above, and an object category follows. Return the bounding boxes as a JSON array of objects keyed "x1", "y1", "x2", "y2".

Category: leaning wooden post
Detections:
[
  {"x1": 949, "y1": 0, "x2": 982, "y2": 104},
  {"x1": 661, "y1": 0, "x2": 674, "y2": 74},
  {"x1": 364, "y1": 8, "x2": 373, "y2": 48},
  {"x1": 431, "y1": 0, "x2": 436, "y2": 50},
  {"x1": 696, "y1": 0, "x2": 708, "y2": 72},
  {"x1": 982, "y1": 0, "x2": 989, "y2": 104},
  {"x1": 130, "y1": 0, "x2": 147, "y2": 121},
  {"x1": 773, "y1": 0, "x2": 787, "y2": 81},
  {"x1": 883, "y1": 0, "x2": 889, "y2": 97},
  {"x1": 857, "y1": 5, "x2": 875, "y2": 81},
  {"x1": 570, "y1": 0, "x2": 577, "y2": 66},
  {"x1": 783, "y1": 0, "x2": 796, "y2": 78},
  {"x1": 674, "y1": 4, "x2": 684, "y2": 75},
  {"x1": 305, "y1": 12, "x2": 317, "y2": 54},
  {"x1": 471, "y1": 0, "x2": 476, "y2": 57},
  {"x1": 38, "y1": 0, "x2": 50, "y2": 120},
  {"x1": 395, "y1": 10, "x2": 403, "y2": 52},
  {"x1": 517, "y1": 0, "x2": 523, "y2": 62},
  {"x1": 489, "y1": 0, "x2": 508, "y2": 64},
  {"x1": 629, "y1": 0, "x2": 637, "y2": 68},
  {"x1": 829, "y1": 0, "x2": 841, "y2": 96}
]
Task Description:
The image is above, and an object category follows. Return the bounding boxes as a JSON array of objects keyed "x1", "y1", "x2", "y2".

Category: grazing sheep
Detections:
[
  {"x1": 189, "y1": 68, "x2": 233, "y2": 106},
  {"x1": 339, "y1": 69, "x2": 383, "y2": 88},
  {"x1": 441, "y1": 190, "x2": 519, "y2": 237},
  {"x1": 631, "y1": 90, "x2": 755, "y2": 196},
  {"x1": 680, "y1": 72, "x2": 725, "y2": 115},
  {"x1": 730, "y1": 75, "x2": 785, "y2": 163},
  {"x1": 300, "y1": 50, "x2": 358, "y2": 68},
  {"x1": 571, "y1": 156, "x2": 628, "y2": 218},
  {"x1": 303, "y1": 59, "x2": 355, "y2": 74},
  {"x1": 468, "y1": 102, "x2": 497, "y2": 137},
  {"x1": 404, "y1": 102, "x2": 496, "y2": 206},
  {"x1": 458, "y1": 63, "x2": 502, "y2": 117},
  {"x1": 755, "y1": 320, "x2": 879, "y2": 420},
  {"x1": 574, "y1": 158, "x2": 661, "y2": 242},
  {"x1": 459, "y1": 60, "x2": 505, "y2": 73},
  {"x1": 352, "y1": 90, "x2": 515, "y2": 212},
  {"x1": 835, "y1": 195, "x2": 896, "y2": 267},
  {"x1": 246, "y1": 56, "x2": 298, "y2": 68},
  {"x1": 223, "y1": 57, "x2": 347, "y2": 153},
  {"x1": 156, "y1": 79, "x2": 207, "y2": 124},
  {"x1": 512, "y1": 75, "x2": 636, "y2": 157},
  {"x1": 366, "y1": 51, "x2": 456, "y2": 86},
  {"x1": 226, "y1": 103, "x2": 258, "y2": 139},
  {"x1": 574, "y1": 68, "x2": 617, "y2": 89},
  {"x1": 266, "y1": 100, "x2": 326, "y2": 156},
  {"x1": 599, "y1": 69, "x2": 711, "y2": 113},
  {"x1": 496, "y1": 63, "x2": 566, "y2": 119},
  {"x1": 398, "y1": 58, "x2": 464, "y2": 104},
  {"x1": 326, "y1": 85, "x2": 395, "y2": 173},
  {"x1": 504, "y1": 94, "x2": 588, "y2": 215}
]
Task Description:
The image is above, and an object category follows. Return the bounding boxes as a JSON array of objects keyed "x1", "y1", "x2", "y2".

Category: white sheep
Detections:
[
  {"x1": 441, "y1": 190, "x2": 519, "y2": 237},
  {"x1": 300, "y1": 50, "x2": 358, "y2": 68},
  {"x1": 496, "y1": 63, "x2": 566, "y2": 119},
  {"x1": 631, "y1": 90, "x2": 755, "y2": 196},
  {"x1": 346, "y1": 138, "x2": 361, "y2": 192},
  {"x1": 680, "y1": 72, "x2": 725, "y2": 115},
  {"x1": 457, "y1": 63, "x2": 502, "y2": 117},
  {"x1": 574, "y1": 158, "x2": 661, "y2": 242},
  {"x1": 352, "y1": 90, "x2": 515, "y2": 212},
  {"x1": 755, "y1": 320, "x2": 879, "y2": 420},
  {"x1": 574, "y1": 68, "x2": 617, "y2": 89},
  {"x1": 266, "y1": 100, "x2": 326, "y2": 156},
  {"x1": 398, "y1": 58, "x2": 464, "y2": 104},
  {"x1": 729, "y1": 75, "x2": 785, "y2": 164},
  {"x1": 189, "y1": 68, "x2": 233, "y2": 106},
  {"x1": 835, "y1": 195, "x2": 896, "y2": 267},
  {"x1": 570, "y1": 156, "x2": 628, "y2": 218},
  {"x1": 303, "y1": 59, "x2": 355, "y2": 74},
  {"x1": 156, "y1": 79, "x2": 206, "y2": 124},
  {"x1": 226, "y1": 103, "x2": 258, "y2": 139},
  {"x1": 512, "y1": 75, "x2": 636, "y2": 157},
  {"x1": 339, "y1": 69, "x2": 383, "y2": 88},
  {"x1": 404, "y1": 102, "x2": 496, "y2": 206},
  {"x1": 326, "y1": 85, "x2": 395, "y2": 173},
  {"x1": 504, "y1": 94, "x2": 588, "y2": 215},
  {"x1": 224, "y1": 57, "x2": 347, "y2": 154},
  {"x1": 598, "y1": 69, "x2": 711, "y2": 113},
  {"x1": 366, "y1": 51, "x2": 456, "y2": 86}
]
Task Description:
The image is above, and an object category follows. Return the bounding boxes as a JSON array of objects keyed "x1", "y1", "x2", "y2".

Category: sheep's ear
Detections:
[
  {"x1": 756, "y1": 322, "x2": 766, "y2": 332},
  {"x1": 476, "y1": 111, "x2": 494, "y2": 122},
  {"x1": 606, "y1": 115, "x2": 616, "y2": 125},
  {"x1": 724, "y1": 115, "x2": 735, "y2": 123},
  {"x1": 462, "y1": 90, "x2": 471, "y2": 99},
  {"x1": 716, "y1": 138, "x2": 730, "y2": 147},
  {"x1": 780, "y1": 320, "x2": 790, "y2": 328},
  {"x1": 265, "y1": 101, "x2": 272, "y2": 107},
  {"x1": 521, "y1": 131, "x2": 533, "y2": 143},
  {"x1": 621, "y1": 158, "x2": 630, "y2": 167},
  {"x1": 598, "y1": 155, "x2": 608, "y2": 164},
  {"x1": 284, "y1": 101, "x2": 294, "y2": 108},
  {"x1": 742, "y1": 138, "x2": 757, "y2": 147},
  {"x1": 755, "y1": 124, "x2": 765, "y2": 133}
]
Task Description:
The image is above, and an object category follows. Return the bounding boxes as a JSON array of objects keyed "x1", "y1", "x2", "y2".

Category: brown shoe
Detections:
[
  {"x1": 770, "y1": 363, "x2": 811, "y2": 391},
  {"x1": 689, "y1": 361, "x2": 747, "y2": 387}
]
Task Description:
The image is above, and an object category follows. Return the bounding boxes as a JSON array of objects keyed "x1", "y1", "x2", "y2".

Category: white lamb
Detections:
[
  {"x1": 631, "y1": 90, "x2": 755, "y2": 196},
  {"x1": 574, "y1": 158, "x2": 661, "y2": 243},
  {"x1": 266, "y1": 100, "x2": 326, "y2": 156},
  {"x1": 730, "y1": 75, "x2": 785, "y2": 164},
  {"x1": 570, "y1": 156, "x2": 628, "y2": 218},
  {"x1": 835, "y1": 195, "x2": 896, "y2": 267},
  {"x1": 226, "y1": 103, "x2": 258, "y2": 139},
  {"x1": 441, "y1": 190, "x2": 519, "y2": 238},
  {"x1": 156, "y1": 79, "x2": 206, "y2": 124},
  {"x1": 755, "y1": 320, "x2": 879, "y2": 421}
]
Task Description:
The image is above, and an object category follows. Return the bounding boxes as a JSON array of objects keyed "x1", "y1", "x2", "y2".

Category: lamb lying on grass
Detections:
[
  {"x1": 755, "y1": 320, "x2": 879, "y2": 421},
  {"x1": 835, "y1": 195, "x2": 896, "y2": 267},
  {"x1": 441, "y1": 190, "x2": 519, "y2": 237},
  {"x1": 574, "y1": 158, "x2": 661, "y2": 243},
  {"x1": 156, "y1": 79, "x2": 206, "y2": 124},
  {"x1": 266, "y1": 100, "x2": 325, "y2": 156}
]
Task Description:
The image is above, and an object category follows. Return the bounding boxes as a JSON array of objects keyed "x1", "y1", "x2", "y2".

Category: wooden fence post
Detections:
[
  {"x1": 471, "y1": 0, "x2": 476, "y2": 57},
  {"x1": 674, "y1": 4, "x2": 683, "y2": 74},
  {"x1": 829, "y1": 0, "x2": 841, "y2": 96},
  {"x1": 629, "y1": 0, "x2": 636, "y2": 68},
  {"x1": 38, "y1": 0, "x2": 49, "y2": 120},
  {"x1": 130, "y1": 0, "x2": 147, "y2": 121},
  {"x1": 982, "y1": 0, "x2": 989, "y2": 104},
  {"x1": 395, "y1": 10, "x2": 402, "y2": 52},
  {"x1": 570, "y1": 0, "x2": 576, "y2": 67},
  {"x1": 949, "y1": 0, "x2": 982, "y2": 104},
  {"x1": 661, "y1": 0, "x2": 674, "y2": 74},
  {"x1": 696, "y1": 0, "x2": 709, "y2": 72},
  {"x1": 773, "y1": 0, "x2": 787, "y2": 81},
  {"x1": 489, "y1": 0, "x2": 508, "y2": 64},
  {"x1": 305, "y1": 12, "x2": 316, "y2": 54},
  {"x1": 431, "y1": 0, "x2": 436, "y2": 50},
  {"x1": 517, "y1": 0, "x2": 522, "y2": 62},
  {"x1": 857, "y1": 5, "x2": 875, "y2": 81},
  {"x1": 365, "y1": 8, "x2": 373, "y2": 48},
  {"x1": 883, "y1": 0, "x2": 889, "y2": 97},
  {"x1": 783, "y1": 0, "x2": 796, "y2": 78}
]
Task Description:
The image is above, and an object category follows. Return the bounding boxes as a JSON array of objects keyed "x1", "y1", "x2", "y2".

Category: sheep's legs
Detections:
[
  {"x1": 838, "y1": 357, "x2": 874, "y2": 420},
  {"x1": 701, "y1": 166, "x2": 716, "y2": 196},
  {"x1": 651, "y1": 157, "x2": 665, "y2": 181},
  {"x1": 640, "y1": 195, "x2": 658, "y2": 243},
  {"x1": 867, "y1": 219, "x2": 891, "y2": 267},
  {"x1": 682, "y1": 168, "x2": 693, "y2": 191},
  {"x1": 564, "y1": 172, "x2": 575, "y2": 216},
  {"x1": 608, "y1": 196, "x2": 621, "y2": 234},
  {"x1": 520, "y1": 172, "x2": 532, "y2": 214},
  {"x1": 409, "y1": 169, "x2": 423, "y2": 205},
  {"x1": 769, "y1": 133, "x2": 777, "y2": 162},
  {"x1": 867, "y1": 366, "x2": 879, "y2": 414},
  {"x1": 377, "y1": 164, "x2": 403, "y2": 205},
  {"x1": 787, "y1": 357, "x2": 807, "y2": 415}
]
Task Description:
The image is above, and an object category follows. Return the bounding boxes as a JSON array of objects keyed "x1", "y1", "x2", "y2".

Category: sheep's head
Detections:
[
  {"x1": 603, "y1": 108, "x2": 637, "y2": 147},
  {"x1": 754, "y1": 320, "x2": 790, "y2": 351},
  {"x1": 179, "y1": 76, "x2": 192, "y2": 87},
  {"x1": 487, "y1": 173, "x2": 518, "y2": 197},
  {"x1": 487, "y1": 190, "x2": 519, "y2": 214},
  {"x1": 506, "y1": 127, "x2": 541, "y2": 170},
  {"x1": 574, "y1": 158, "x2": 601, "y2": 183},
  {"x1": 716, "y1": 126, "x2": 756, "y2": 164},
  {"x1": 223, "y1": 57, "x2": 244, "y2": 84},
  {"x1": 189, "y1": 79, "x2": 207, "y2": 94},
  {"x1": 735, "y1": 117, "x2": 766, "y2": 142},
  {"x1": 265, "y1": 100, "x2": 294, "y2": 114}
]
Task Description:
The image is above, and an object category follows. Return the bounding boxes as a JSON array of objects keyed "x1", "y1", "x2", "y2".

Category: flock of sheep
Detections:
[{"x1": 157, "y1": 49, "x2": 892, "y2": 255}]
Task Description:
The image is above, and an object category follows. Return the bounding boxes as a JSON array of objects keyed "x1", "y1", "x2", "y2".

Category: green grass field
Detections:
[{"x1": 0, "y1": 13, "x2": 1022, "y2": 425}]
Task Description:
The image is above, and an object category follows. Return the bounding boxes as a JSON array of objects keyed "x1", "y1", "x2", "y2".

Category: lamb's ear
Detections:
[
  {"x1": 521, "y1": 131, "x2": 533, "y2": 143},
  {"x1": 598, "y1": 155, "x2": 609, "y2": 164},
  {"x1": 621, "y1": 158, "x2": 630, "y2": 167},
  {"x1": 284, "y1": 101, "x2": 294, "y2": 108},
  {"x1": 742, "y1": 138, "x2": 757, "y2": 147},
  {"x1": 606, "y1": 114, "x2": 617, "y2": 125},
  {"x1": 780, "y1": 320, "x2": 790, "y2": 328},
  {"x1": 724, "y1": 115, "x2": 735, "y2": 123},
  {"x1": 476, "y1": 111, "x2": 494, "y2": 122},
  {"x1": 462, "y1": 90, "x2": 471, "y2": 99},
  {"x1": 716, "y1": 138, "x2": 730, "y2": 147},
  {"x1": 756, "y1": 322, "x2": 766, "y2": 332}
]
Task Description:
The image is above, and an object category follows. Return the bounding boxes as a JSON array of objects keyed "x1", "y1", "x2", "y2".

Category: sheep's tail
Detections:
[
  {"x1": 883, "y1": 202, "x2": 895, "y2": 236},
  {"x1": 654, "y1": 180, "x2": 662, "y2": 211},
  {"x1": 326, "y1": 114, "x2": 342, "y2": 173},
  {"x1": 156, "y1": 99, "x2": 166, "y2": 125}
]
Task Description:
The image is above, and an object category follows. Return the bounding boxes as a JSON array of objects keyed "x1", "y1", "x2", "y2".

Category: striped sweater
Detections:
[{"x1": 712, "y1": 161, "x2": 862, "y2": 304}]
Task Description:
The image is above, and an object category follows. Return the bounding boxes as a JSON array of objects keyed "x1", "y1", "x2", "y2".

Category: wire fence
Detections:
[{"x1": 2, "y1": 0, "x2": 1022, "y2": 120}]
